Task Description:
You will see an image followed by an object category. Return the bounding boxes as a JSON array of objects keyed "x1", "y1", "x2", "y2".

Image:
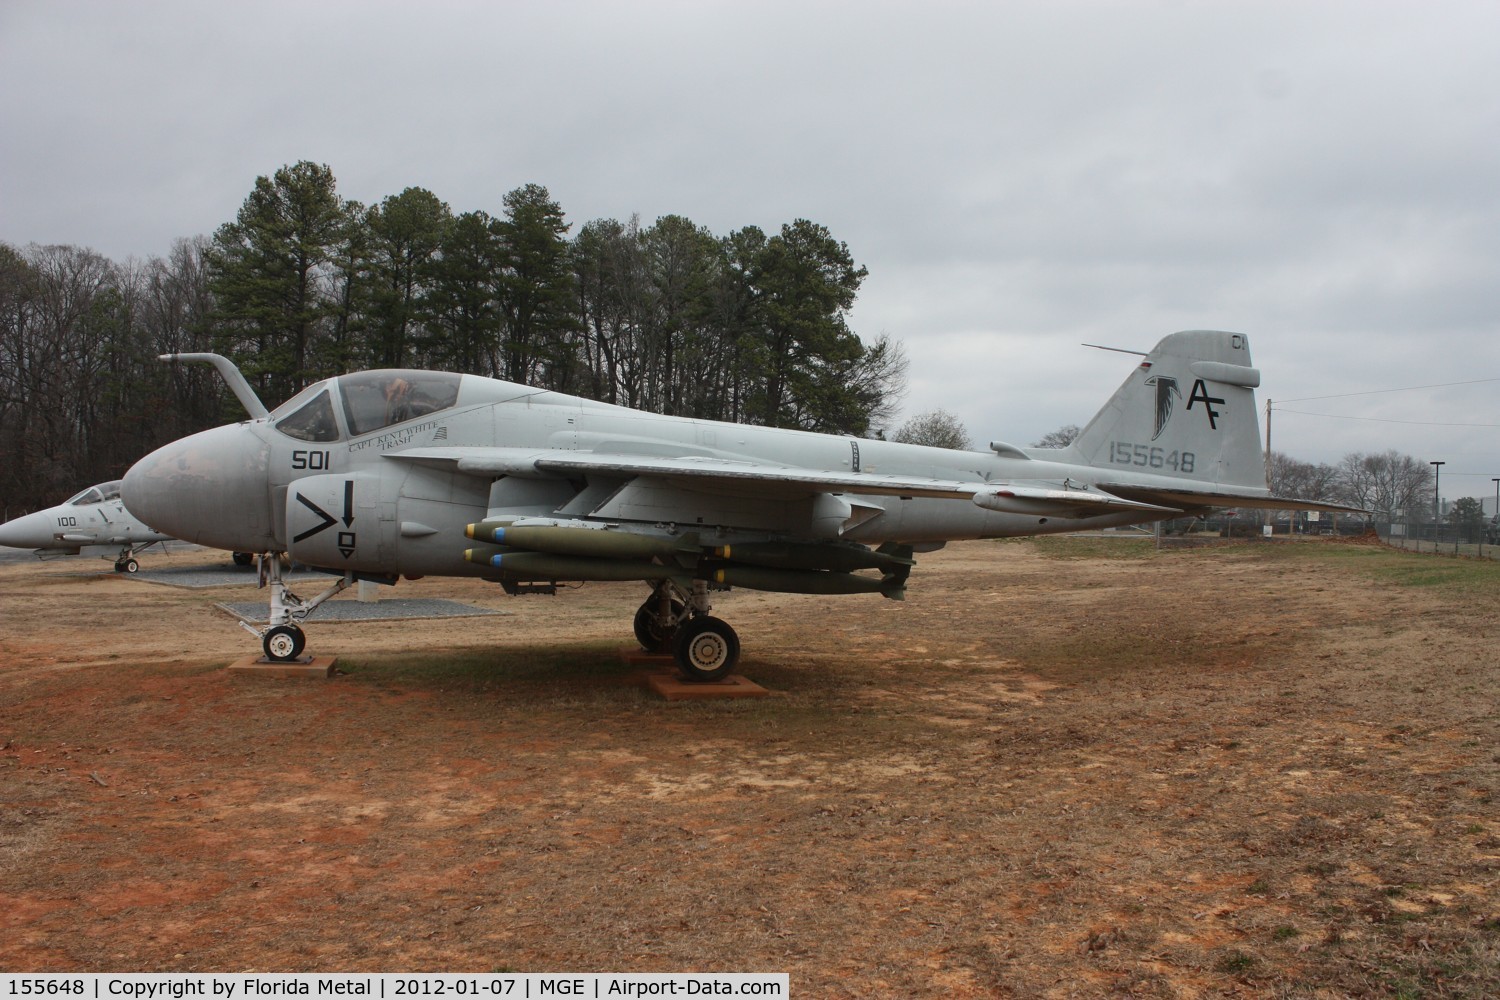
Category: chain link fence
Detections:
[{"x1": 1375, "y1": 518, "x2": 1500, "y2": 558}]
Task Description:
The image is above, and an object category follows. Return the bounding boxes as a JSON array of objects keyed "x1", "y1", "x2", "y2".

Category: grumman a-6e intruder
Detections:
[{"x1": 122, "y1": 331, "x2": 1352, "y2": 679}]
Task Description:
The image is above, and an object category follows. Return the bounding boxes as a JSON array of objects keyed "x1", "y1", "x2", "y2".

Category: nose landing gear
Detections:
[{"x1": 239, "y1": 553, "x2": 351, "y2": 662}]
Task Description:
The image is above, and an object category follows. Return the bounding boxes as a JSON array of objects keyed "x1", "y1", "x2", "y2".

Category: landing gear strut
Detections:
[
  {"x1": 637, "y1": 579, "x2": 741, "y2": 682},
  {"x1": 112, "y1": 542, "x2": 145, "y2": 573},
  {"x1": 240, "y1": 553, "x2": 351, "y2": 662},
  {"x1": 633, "y1": 583, "x2": 687, "y2": 653}
]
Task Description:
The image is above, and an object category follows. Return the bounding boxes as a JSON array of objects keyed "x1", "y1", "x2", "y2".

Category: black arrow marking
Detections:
[
  {"x1": 341, "y1": 479, "x2": 355, "y2": 527},
  {"x1": 292, "y1": 493, "x2": 337, "y2": 543}
]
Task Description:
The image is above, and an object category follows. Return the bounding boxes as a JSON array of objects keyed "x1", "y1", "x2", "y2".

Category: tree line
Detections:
[
  {"x1": 0, "y1": 161, "x2": 906, "y2": 514},
  {"x1": 1270, "y1": 449, "x2": 1485, "y2": 525}
]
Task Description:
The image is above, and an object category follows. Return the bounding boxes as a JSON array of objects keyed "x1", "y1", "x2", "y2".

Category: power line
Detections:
[
  {"x1": 1274, "y1": 408, "x2": 1500, "y2": 429},
  {"x1": 1274, "y1": 376, "x2": 1500, "y2": 405}
]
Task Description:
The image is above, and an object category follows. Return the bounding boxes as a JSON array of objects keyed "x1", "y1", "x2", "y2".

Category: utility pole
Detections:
[
  {"x1": 1264, "y1": 399, "x2": 1272, "y2": 482},
  {"x1": 1491, "y1": 477, "x2": 1499, "y2": 555},
  {"x1": 1431, "y1": 461, "x2": 1445, "y2": 553}
]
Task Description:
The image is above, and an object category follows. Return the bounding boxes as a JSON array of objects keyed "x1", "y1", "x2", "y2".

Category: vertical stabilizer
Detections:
[{"x1": 1064, "y1": 331, "x2": 1266, "y2": 490}]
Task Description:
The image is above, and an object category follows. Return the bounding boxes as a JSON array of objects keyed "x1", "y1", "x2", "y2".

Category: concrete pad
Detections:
[
  {"x1": 227, "y1": 655, "x2": 338, "y2": 678},
  {"x1": 643, "y1": 670, "x2": 770, "y2": 701},
  {"x1": 620, "y1": 648, "x2": 675, "y2": 667}
]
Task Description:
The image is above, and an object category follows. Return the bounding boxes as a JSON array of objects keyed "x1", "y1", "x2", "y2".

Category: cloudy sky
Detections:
[{"x1": 3, "y1": 1, "x2": 1498, "y2": 498}]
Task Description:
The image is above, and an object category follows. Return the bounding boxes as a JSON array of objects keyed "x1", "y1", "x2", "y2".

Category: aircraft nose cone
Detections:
[
  {"x1": 0, "y1": 510, "x2": 53, "y2": 549},
  {"x1": 124, "y1": 423, "x2": 277, "y2": 552}
]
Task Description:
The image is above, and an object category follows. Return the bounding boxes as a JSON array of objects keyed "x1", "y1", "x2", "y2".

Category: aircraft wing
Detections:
[
  {"x1": 386, "y1": 446, "x2": 1191, "y2": 517},
  {"x1": 386, "y1": 446, "x2": 981, "y2": 499}
]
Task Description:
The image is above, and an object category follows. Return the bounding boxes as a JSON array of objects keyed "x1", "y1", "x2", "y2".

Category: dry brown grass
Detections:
[{"x1": 2, "y1": 538, "x2": 1497, "y2": 996}]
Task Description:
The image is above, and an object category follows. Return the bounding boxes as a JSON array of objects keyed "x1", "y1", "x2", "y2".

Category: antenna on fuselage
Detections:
[
  {"x1": 159, "y1": 352, "x2": 270, "y2": 420},
  {"x1": 1081, "y1": 343, "x2": 1149, "y2": 356}
]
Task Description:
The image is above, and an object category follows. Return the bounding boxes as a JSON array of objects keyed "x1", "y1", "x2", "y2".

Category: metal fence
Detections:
[
  {"x1": 1158, "y1": 514, "x2": 1500, "y2": 560},
  {"x1": 1375, "y1": 519, "x2": 1500, "y2": 559}
]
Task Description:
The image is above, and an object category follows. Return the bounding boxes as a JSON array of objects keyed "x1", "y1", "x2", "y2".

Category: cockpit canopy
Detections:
[
  {"x1": 272, "y1": 371, "x2": 463, "y2": 442},
  {"x1": 67, "y1": 481, "x2": 123, "y2": 506}
]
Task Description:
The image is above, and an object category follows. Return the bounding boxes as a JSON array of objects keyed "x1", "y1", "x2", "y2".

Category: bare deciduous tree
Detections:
[
  {"x1": 892, "y1": 409, "x2": 972, "y2": 450},
  {"x1": 1031, "y1": 424, "x2": 1080, "y2": 449}
]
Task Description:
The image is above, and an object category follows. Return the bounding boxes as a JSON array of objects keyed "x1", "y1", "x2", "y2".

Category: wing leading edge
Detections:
[
  {"x1": 386, "y1": 448, "x2": 1365, "y2": 519},
  {"x1": 384, "y1": 447, "x2": 1239, "y2": 519},
  {"x1": 387, "y1": 446, "x2": 981, "y2": 500}
]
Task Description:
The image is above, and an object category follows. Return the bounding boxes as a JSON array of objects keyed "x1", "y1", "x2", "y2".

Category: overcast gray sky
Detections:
[{"x1": 3, "y1": 0, "x2": 1498, "y2": 497}]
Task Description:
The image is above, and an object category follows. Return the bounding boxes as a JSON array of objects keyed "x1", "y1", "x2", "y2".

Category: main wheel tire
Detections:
[
  {"x1": 673, "y1": 616, "x2": 740, "y2": 682},
  {"x1": 123, "y1": 558, "x2": 139, "y2": 574},
  {"x1": 263, "y1": 624, "x2": 306, "y2": 662},
  {"x1": 633, "y1": 598, "x2": 686, "y2": 653},
  {"x1": 233, "y1": 551, "x2": 255, "y2": 567}
]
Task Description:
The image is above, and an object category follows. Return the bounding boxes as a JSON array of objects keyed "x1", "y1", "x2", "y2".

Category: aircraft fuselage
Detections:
[{"x1": 125, "y1": 374, "x2": 1179, "y2": 580}]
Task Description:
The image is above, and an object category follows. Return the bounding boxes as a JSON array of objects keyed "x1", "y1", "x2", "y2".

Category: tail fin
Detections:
[{"x1": 1064, "y1": 330, "x2": 1266, "y2": 491}]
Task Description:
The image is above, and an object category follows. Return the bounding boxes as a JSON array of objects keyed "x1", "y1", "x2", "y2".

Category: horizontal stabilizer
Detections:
[
  {"x1": 1098, "y1": 483, "x2": 1368, "y2": 515},
  {"x1": 973, "y1": 486, "x2": 1180, "y2": 519}
]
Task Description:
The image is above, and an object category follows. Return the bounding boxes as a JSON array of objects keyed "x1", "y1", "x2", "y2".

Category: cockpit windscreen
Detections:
[
  {"x1": 340, "y1": 371, "x2": 461, "y2": 436},
  {"x1": 67, "y1": 481, "x2": 122, "y2": 505}
]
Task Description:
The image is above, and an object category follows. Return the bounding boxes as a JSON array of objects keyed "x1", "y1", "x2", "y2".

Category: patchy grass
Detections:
[
  {"x1": 1011, "y1": 534, "x2": 1159, "y2": 560},
  {"x1": 1025, "y1": 533, "x2": 1500, "y2": 597},
  {"x1": 3, "y1": 539, "x2": 1498, "y2": 995}
]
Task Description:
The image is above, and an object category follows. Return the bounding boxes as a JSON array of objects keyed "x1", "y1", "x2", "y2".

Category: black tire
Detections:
[
  {"x1": 633, "y1": 598, "x2": 686, "y2": 653},
  {"x1": 263, "y1": 624, "x2": 306, "y2": 662},
  {"x1": 672, "y1": 616, "x2": 740, "y2": 682},
  {"x1": 233, "y1": 551, "x2": 255, "y2": 567},
  {"x1": 123, "y1": 558, "x2": 139, "y2": 574}
]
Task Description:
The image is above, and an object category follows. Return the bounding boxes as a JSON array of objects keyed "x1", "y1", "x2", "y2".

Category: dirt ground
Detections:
[{"x1": 2, "y1": 537, "x2": 1497, "y2": 997}]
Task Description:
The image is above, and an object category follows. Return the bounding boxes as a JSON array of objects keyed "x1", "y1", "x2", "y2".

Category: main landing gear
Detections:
[
  {"x1": 240, "y1": 553, "x2": 352, "y2": 662},
  {"x1": 635, "y1": 580, "x2": 741, "y2": 683}
]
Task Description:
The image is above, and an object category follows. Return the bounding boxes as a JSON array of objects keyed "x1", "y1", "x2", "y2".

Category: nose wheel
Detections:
[{"x1": 263, "y1": 624, "x2": 307, "y2": 662}]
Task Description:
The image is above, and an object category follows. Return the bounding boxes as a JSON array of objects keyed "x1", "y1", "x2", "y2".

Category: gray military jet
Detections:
[
  {"x1": 0, "y1": 480, "x2": 173, "y2": 572},
  {"x1": 122, "y1": 330, "x2": 1354, "y2": 677}
]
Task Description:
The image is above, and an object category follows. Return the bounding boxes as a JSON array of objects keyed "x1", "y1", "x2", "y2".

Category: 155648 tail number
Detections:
[{"x1": 1109, "y1": 442, "x2": 1195, "y2": 473}]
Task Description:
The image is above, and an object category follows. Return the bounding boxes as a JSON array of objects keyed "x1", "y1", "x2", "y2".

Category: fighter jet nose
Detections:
[
  {"x1": 124, "y1": 423, "x2": 278, "y2": 552},
  {"x1": 0, "y1": 510, "x2": 51, "y2": 548}
]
